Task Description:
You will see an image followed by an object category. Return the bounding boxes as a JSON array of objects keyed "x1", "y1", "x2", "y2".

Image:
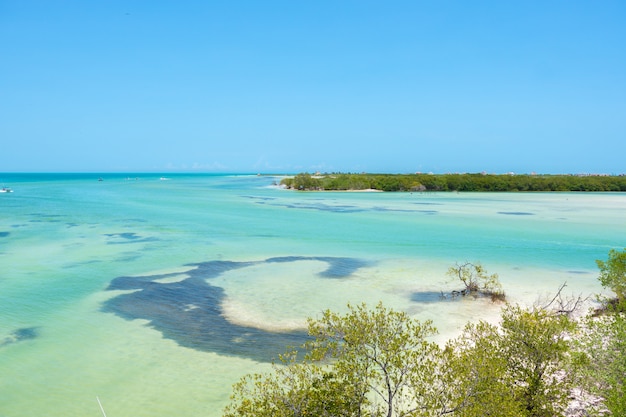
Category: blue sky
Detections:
[{"x1": 1, "y1": 1, "x2": 625, "y2": 174}]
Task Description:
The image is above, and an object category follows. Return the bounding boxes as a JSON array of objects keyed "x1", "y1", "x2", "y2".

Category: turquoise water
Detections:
[{"x1": 0, "y1": 173, "x2": 624, "y2": 416}]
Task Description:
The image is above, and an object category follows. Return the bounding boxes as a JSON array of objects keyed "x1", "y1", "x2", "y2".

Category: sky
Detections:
[{"x1": 1, "y1": 1, "x2": 625, "y2": 174}]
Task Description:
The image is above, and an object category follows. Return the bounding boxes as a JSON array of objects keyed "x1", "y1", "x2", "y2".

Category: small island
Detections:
[{"x1": 281, "y1": 172, "x2": 626, "y2": 192}]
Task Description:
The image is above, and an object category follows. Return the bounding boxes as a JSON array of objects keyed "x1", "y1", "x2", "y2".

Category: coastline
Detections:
[
  {"x1": 1, "y1": 175, "x2": 623, "y2": 417},
  {"x1": 280, "y1": 172, "x2": 626, "y2": 192}
]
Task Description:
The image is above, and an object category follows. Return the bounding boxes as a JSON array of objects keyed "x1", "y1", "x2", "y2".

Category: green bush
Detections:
[{"x1": 596, "y1": 248, "x2": 626, "y2": 307}]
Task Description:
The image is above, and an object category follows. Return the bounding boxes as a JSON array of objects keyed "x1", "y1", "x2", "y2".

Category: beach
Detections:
[{"x1": 0, "y1": 173, "x2": 623, "y2": 416}]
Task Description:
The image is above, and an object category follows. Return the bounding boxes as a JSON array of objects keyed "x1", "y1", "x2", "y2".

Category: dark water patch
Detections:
[
  {"x1": 14, "y1": 327, "x2": 38, "y2": 340},
  {"x1": 29, "y1": 219, "x2": 62, "y2": 223},
  {"x1": 116, "y1": 253, "x2": 143, "y2": 262},
  {"x1": 28, "y1": 213, "x2": 64, "y2": 222},
  {"x1": 372, "y1": 206, "x2": 415, "y2": 213},
  {"x1": 370, "y1": 206, "x2": 435, "y2": 214},
  {"x1": 301, "y1": 203, "x2": 363, "y2": 213},
  {"x1": 0, "y1": 232, "x2": 9, "y2": 238},
  {"x1": 275, "y1": 202, "x2": 366, "y2": 213},
  {"x1": 104, "y1": 233, "x2": 159, "y2": 245},
  {"x1": 105, "y1": 232, "x2": 142, "y2": 240},
  {"x1": 30, "y1": 213, "x2": 64, "y2": 218},
  {"x1": 187, "y1": 260, "x2": 257, "y2": 280},
  {"x1": 107, "y1": 271, "x2": 183, "y2": 290},
  {"x1": 317, "y1": 257, "x2": 369, "y2": 278},
  {"x1": 188, "y1": 257, "x2": 368, "y2": 280},
  {"x1": 104, "y1": 256, "x2": 369, "y2": 361},
  {"x1": 242, "y1": 195, "x2": 277, "y2": 201},
  {"x1": 103, "y1": 274, "x2": 308, "y2": 361},
  {"x1": 265, "y1": 256, "x2": 370, "y2": 278},
  {"x1": 64, "y1": 259, "x2": 103, "y2": 269},
  {"x1": 274, "y1": 201, "x2": 439, "y2": 215},
  {"x1": 412, "y1": 202, "x2": 443, "y2": 206},
  {"x1": 370, "y1": 206, "x2": 438, "y2": 215},
  {"x1": 66, "y1": 223, "x2": 80, "y2": 228},
  {"x1": 411, "y1": 291, "x2": 459, "y2": 303},
  {"x1": 498, "y1": 211, "x2": 535, "y2": 216},
  {"x1": 1, "y1": 327, "x2": 38, "y2": 347}
]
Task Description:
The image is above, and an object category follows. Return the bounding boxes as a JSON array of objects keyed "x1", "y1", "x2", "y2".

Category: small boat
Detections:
[{"x1": 0, "y1": 187, "x2": 13, "y2": 193}]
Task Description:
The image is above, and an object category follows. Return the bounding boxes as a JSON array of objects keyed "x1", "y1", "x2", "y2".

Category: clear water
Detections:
[{"x1": 0, "y1": 173, "x2": 624, "y2": 416}]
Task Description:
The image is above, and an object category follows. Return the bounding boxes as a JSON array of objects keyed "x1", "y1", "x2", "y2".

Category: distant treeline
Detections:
[{"x1": 280, "y1": 172, "x2": 626, "y2": 192}]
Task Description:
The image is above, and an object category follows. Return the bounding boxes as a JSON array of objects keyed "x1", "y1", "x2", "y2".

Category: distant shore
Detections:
[{"x1": 280, "y1": 172, "x2": 626, "y2": 192}]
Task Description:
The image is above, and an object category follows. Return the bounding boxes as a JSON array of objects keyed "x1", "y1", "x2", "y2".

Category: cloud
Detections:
[{"x1": 163, "y1": 161, "x2": 230, "y2": 171}]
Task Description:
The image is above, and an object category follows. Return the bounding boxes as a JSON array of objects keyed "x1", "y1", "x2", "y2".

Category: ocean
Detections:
[{"x1": 0, "y1": 173, "x2": 624, "y2": 416}]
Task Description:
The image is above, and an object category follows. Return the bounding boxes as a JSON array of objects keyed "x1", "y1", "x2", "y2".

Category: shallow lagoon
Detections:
[{"x1": 0, "y1": 173, "x2": 624, "y2": 416}]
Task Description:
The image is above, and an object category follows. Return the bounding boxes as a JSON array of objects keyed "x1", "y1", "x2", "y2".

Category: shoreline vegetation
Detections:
[
  {"x1": 280, "y1": 172, "x2": 626, "y2": 192},
  {"x1": 225, "y1": 250, "x2": 626, "y2": 417}
]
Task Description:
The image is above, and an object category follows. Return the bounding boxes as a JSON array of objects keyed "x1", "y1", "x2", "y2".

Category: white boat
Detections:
[{"x1": 0, "y1": 187, "x2": 12, "y2": 193}]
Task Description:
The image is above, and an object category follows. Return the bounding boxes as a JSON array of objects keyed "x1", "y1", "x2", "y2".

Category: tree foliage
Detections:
[
  {"x1": 575, "y1": 312, "x2": 626, "y2": 416},
  {"x1": 222, "y1": 250, "x2": 626, "y2": 416},
  {"x1": 443, "y1": 320, "x2": 522, "y2": 417},
  {"x1": 281, "y1": 173, "x2": 626, "y2": 192},
  {"x1": 307, "y1": 302, "x2": 443, "y2": 417},
  {"x1": 223, "y1": 351, "x2": 362, "y2": 417},
  {"x1": 285, "y1": 173, "x2": 323, "y2": 191},
  {"x1": 224, "y1": 303, "x2": 446, "y2": 417},
  {"x1": 596, "y1": 248, "x2": 626, "y2": 307},
  {"x1": 572, "y1": 249, "x2": 626, "y2": 416},
  {"x1": 499, "y1": 305, "x2": 576, "y2": 416},
  {"x1": 224, "y1": 300, "x2": 583, "y2": 417},
  {"x1": 444, "y1": 305, "x2": 576, "y2": 417},
  {"x1": 446, "y1": 262, "x2": 505, "y2": 301}
]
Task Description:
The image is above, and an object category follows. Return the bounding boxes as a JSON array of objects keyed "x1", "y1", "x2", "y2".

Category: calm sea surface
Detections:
[{"x1": 1, "y1": 173, "x2": 624, "y2": 416}]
